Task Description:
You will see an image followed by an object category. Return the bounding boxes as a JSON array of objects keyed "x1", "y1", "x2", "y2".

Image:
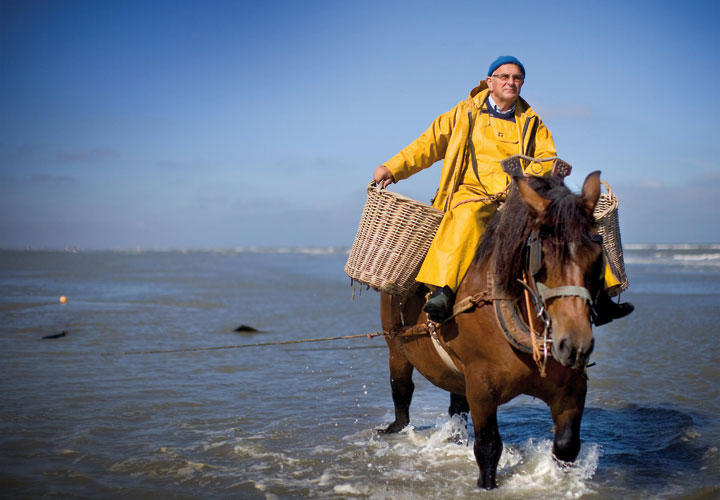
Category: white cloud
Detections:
[{"x1": 616, "y1": 174, "x2": 720, "y2": 243}]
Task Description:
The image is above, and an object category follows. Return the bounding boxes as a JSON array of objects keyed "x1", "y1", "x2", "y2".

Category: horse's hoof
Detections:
[
  {"x1": 377, "y1": 421, "x2": 407, "y2": 434},
  {"x1": 477, "y1": 477, "x2": 497, "y2": 490}
]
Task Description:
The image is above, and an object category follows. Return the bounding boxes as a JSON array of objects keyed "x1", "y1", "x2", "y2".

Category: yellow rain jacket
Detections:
[{"x1": 385, "y1": 82, "x2": 565, "y2": 291}]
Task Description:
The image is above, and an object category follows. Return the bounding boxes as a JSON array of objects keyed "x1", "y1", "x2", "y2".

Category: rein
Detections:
[{"x1": 520, "y1": 271, "x2": 552, "y2": 376}]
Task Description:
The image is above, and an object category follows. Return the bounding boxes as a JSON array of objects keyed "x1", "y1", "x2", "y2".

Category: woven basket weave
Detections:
[
  {"x1": 345, "y1": 183, "x2": 444, "y2": 296},
  {"x1": 593, "y1": 180, "x2": 629, "y2": 295}
]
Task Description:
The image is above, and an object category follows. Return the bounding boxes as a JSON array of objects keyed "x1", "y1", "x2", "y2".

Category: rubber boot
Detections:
[
  {"x1": 592, "y1": 290, "x2": 634, "y2": 326},
  {"x1": 423, "y1": 286, "x2": 455, "y2": 323}
]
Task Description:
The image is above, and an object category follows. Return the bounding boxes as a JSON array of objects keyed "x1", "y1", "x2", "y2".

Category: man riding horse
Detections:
[{"x1": 373, "y1": 55, "x2": 633, "y2": 325}]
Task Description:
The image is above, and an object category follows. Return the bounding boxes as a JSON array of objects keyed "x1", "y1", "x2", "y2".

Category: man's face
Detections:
[{"x1": 486, "y1": 63, "x2": 524, "y2": 106}]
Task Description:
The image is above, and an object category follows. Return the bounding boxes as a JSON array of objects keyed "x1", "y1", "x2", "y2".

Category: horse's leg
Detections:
[
  {"x1": 549, "y1": 376, "x2": 587, "y2": 463},
  {"x1": 378, "y1": 292, "x2": 415, "y2": 434},
  {"x1": 378, "y1": 339, "x2": 414, "y2": 433},
  {"x1": 449, "y1": 392, "x2": 469, "y2": 417},
  {"x1": 466, "y1": 377, "x2": 502, "y2": 489},
  {"x1": 471, "y1": 408, "x2": 502, "y2": 489}
]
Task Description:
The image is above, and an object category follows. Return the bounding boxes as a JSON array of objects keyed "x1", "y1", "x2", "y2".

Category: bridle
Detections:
[
  {"x1": 518, "y1": 228, "x2": 595, "y2": 374},
  {"x1": 522, "y1": 228, "x2": 595, "y2": 310}
]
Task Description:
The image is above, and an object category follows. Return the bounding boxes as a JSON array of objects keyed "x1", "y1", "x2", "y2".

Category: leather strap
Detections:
[
  {"x1": 527, "y1": 229, "x2": 542, "y2": 277},
  {"x1": 536, "y1": 283, "x2": 593, "y2": 303},
  {"x1": 430, "y1": 331, "x2": 463, "y2": 374},
  {"x1": 521, "y1": 116, "x2": 539, "y2": 161}
]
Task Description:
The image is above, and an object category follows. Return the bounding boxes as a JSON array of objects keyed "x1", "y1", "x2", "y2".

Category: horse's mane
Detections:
[{"x1": 475, "y1": 176, "x2": 597, "y2": 298}]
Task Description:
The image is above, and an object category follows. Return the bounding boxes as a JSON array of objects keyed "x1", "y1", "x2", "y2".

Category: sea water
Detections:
[{"x1": 0, "y1": 246, "x2": 718, "y2": 499}]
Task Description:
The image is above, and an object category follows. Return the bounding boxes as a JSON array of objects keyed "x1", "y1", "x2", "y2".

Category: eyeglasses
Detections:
[{"x1": 491, "y1": 73, "x2": 525, "y2": 83}]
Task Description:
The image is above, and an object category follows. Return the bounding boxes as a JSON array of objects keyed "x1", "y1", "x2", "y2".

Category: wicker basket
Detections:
[
  {"x1": 345, "y1": 183, "x2": 444, "y2": 296},
  {"x1": 593, "y1": 180, "x2": 629, "y2": 295}
]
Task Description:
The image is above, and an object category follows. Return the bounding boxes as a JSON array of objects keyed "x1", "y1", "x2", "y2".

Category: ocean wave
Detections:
[
  {"x1": 623, "y1": 249, "x2": 720, "y2": 268},
  {"x1": 625, "y1": 243, "x2": 720, "y2": 251},
  {"x1": 672, "y1": 253, "x2": 720, "y2": 262}
]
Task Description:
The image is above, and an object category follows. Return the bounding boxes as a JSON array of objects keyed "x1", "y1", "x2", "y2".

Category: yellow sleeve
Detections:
[
  {"x1": 384, "y1": 104, "x2": 460, "y2": 181},
  {"x1": 523, "y1": 117, "x2": 557, "y2": 177}
]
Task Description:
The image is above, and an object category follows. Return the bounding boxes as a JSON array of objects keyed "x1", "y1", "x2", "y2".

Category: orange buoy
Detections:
[{"x1": 59, "y1": 296, "x2": 68, "y2": 304}]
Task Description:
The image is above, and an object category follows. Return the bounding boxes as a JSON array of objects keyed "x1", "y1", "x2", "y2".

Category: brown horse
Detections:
[{"x1": 378, "y1": 171, "x2": 604, "y2": 489}]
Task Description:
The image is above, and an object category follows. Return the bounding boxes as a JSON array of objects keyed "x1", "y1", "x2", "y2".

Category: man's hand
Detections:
[{"x1": 373, "y1": 165, "x2": 396, "y2": 189}]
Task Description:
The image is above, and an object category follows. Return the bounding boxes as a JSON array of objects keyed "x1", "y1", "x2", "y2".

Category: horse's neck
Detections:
[
  {"x1": 458, "y1": 255, "x2": 494, "y2": 297},
  {"x1": 459, "y1": 251, "x2": 526, "y2": 304}
]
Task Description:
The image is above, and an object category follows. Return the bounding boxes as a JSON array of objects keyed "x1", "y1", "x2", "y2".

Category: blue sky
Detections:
[{"x1": 1, "y1": 0, "x2": 718, "y2": 249}]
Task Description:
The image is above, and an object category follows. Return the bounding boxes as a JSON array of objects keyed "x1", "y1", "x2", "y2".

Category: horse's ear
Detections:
[
  {"x1": 581, "y1": 171, "x2": 601, "y2": 215},
  {"x1": 514, "y1": 176, "x2": 551, "y2": 216}
]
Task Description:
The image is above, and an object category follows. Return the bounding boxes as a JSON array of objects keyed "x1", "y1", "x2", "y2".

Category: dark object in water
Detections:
[
  {"x1": 234, "y1": 325, "x2": 259, "y2": 333},
  {"x1": 42, "y1": 331, "x2": 67, "y2": 339}
]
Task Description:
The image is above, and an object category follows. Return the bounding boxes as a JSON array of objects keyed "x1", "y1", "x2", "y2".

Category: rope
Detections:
[
  {"x1": 450, "y1": 185, "x2": 509, "y2": 210},
  {"x1": 523, "y1": 270, "x2": 547, "y2": 377},
  {"x1": 103, "y1": 332, "x2": 387, "y2": 356}
]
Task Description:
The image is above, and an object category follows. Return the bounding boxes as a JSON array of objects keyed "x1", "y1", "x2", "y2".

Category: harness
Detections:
[{"x1": 408, "y1": 227, "x2": 595, "y2": 377}]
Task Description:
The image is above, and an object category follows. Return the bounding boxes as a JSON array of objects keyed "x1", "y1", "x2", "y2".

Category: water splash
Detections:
[
  {"x1": 500, "y1": 439, "x2": 600, "y2": 498},
  {"x1": 327, "y1": 415, "x2": 599, "y2": 499}
]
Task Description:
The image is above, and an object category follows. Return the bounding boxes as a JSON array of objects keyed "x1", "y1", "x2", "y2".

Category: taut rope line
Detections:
[{"x1": 102, "y1": 332, "x2": 388, "y2": 356}]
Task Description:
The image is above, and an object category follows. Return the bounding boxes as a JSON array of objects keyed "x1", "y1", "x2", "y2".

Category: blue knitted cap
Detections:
[{"x1": 487, "y1": 56, "x2": 525, "y2": 77}]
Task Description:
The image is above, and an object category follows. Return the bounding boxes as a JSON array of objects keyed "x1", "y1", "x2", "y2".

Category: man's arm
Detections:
[{"x1": 377, "y1": 104, "x2": 460, "y2": 184}]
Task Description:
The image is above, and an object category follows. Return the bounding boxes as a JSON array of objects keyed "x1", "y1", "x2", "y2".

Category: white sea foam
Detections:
[
  {"x1": 625, "y1": 243, "x2": 720, "y2": 251},
  {"x1": 501, "y1": 439, "x2": 600, "y2": 498},
  {"x1": 622, "y1": 245, "x2": 720, "y2": 268},
  {"x1": 333, "y1": 483, "x2": 362, "y2": 495},
  {"x1": 673, "y1": 253, "x2": 720, "y2": 262},
  {"x1": 624, "y1": 244, "x2": 655, "y2": 250},
  {"x1": 328, "y1": 415, "x2": 599, "y2": 499},
  {"x1": 232, "y1": 441, "x2": 301, "y2": 466}
]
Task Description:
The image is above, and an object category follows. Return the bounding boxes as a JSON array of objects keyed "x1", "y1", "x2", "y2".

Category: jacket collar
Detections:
[{"x1": 467, "y1": 81, "x2": 532, "y2": 116}]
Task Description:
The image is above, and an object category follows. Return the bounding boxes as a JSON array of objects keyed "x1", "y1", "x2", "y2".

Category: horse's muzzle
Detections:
[{"x1": 552, "y1": 333, "x2": 594, "y2": 369}]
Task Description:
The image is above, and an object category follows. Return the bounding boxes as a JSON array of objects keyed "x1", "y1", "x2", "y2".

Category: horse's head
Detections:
[{"x1": 514, "y1": 172, "x2": 604, "y2": 369}]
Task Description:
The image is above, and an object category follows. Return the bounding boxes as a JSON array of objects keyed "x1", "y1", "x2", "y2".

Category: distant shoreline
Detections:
[
  {"x1": 0, "y1": 247, "x2": 353, "y2": 255},
  {"x1": 2, "y1": 244, "x2": 720, "y2": 254}
]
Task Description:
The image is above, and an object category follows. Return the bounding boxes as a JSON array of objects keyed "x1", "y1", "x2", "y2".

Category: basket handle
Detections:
[
  {"x1": 368, "y1": 181, "x2": 385, "y2": 193},
  {"x1": 600, "y1": 180, "x2": 613, "y2": 198}
]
